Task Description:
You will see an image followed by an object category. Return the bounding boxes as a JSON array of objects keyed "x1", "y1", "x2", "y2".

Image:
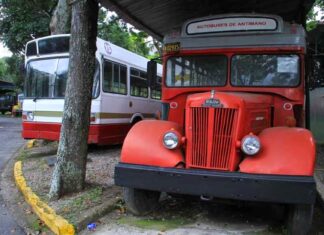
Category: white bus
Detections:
[{"x1": 22, "y1": 34, "x2": 162, "y2": 145}]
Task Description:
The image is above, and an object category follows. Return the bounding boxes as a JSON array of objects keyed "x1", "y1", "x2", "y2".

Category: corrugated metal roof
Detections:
[{"x1": 100, "y1": 0, "x2": 314, "y2": 40}]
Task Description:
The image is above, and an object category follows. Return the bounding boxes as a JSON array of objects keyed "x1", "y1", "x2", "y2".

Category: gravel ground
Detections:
[
  {"x1": 21, "y1": 144, "x2": 122, "y2": 231},
  {"x1": 22, "y1": 144, "x2": 121, "y2": 198},
  {"x1": 86, "y1": 145, "x2": 121, "y2": 186}
]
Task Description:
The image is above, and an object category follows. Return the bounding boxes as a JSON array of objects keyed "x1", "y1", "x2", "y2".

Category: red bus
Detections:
[{"x1": 115, "y1": 14, "x2": 316, "y2": 234}]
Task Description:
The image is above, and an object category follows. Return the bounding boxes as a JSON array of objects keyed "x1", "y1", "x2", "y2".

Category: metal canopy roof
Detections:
[{"x1": 100, "y1": 0, "x2": 315, "y2": 40}]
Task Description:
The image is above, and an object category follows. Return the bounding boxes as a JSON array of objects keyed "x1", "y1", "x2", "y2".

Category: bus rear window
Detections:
[{"x1": 231, "y1": 55, "x2": 300, "y2": 87}]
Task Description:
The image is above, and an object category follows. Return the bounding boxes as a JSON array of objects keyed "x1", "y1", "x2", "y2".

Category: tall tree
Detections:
[
  {"x1": 50, "y1": 0, "x2": 71, "y2": 34},
  {"x1": 49, "y1": 0, "x2": 99, "y2": 198},
  {"x1": 0, "y1": 0, "x2": 56, "y2": 54},
  {"x1": 0, "y1": 59, "x2": 9, "y2": 81},
  {"x1": 97, "y1": 9, "x2": 154, "y2": 58},
  {"x1": 0, "y1": 56, "x2": 24, "y2": 90},
  {"x1": 307, "y1": 0, "x2": 324, "y2": 31}
]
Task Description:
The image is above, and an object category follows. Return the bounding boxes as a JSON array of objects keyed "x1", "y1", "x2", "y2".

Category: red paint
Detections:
[
  {"x1": 162, "y1": 48, "x2": 305, "y2": 134},
  {"x1": 22, "y1": 121, "x2": 131, "y2": 145},
  {"x1": 121, "y1": 44, "x2": 315, "y2": 176},
  {"x1": 185, "y1": 91, "x2": 272, "y2": 171},
  {"x1": 121, "y1": 120, "x2": 183, "y2": 167},
  {"x1": 239, "y1": 127, "x2": 315, "y2": 176}
]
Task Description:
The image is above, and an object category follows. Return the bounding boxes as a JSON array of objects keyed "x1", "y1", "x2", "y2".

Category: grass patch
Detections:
[
  {"x1": 71, "y1": 186, "x2": 102, "y2": 210},
  {"x1": 16, "y1": 149, "x2": 30, "y2": 161},
  {"x1": 31, "y1": 218, "x2": 50, "y2": 234},
  {"x1": 57, "y1": 186, "x2": 104, "y2": 225},
  {"x1": 118, "y1": 216, "x2": 192, "y2": 231}
]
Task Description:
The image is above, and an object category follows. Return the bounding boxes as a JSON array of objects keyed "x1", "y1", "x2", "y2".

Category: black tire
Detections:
[
  {"x1": 123, "y1": 187, "x2": 160, "y2": 215},
  {"x1": 131, "y1": 117, "x2": 142, "y2": 126},
  {"x1": 287, "y1": 203, "x2": 313, "y2": 235}
]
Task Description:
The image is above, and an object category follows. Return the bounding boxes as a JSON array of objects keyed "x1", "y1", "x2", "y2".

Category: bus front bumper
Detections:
[{"x1": 115, "y1": 163, "x2": 316, "y2": 204}]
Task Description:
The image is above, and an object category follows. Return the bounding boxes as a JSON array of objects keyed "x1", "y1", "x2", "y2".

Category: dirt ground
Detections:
[
  {"x1": 21, "y1": 144, "x2": 122, "y2": 232},
  {"x1": 20, "y1": 143, "x2": 324, "y2": 235}
]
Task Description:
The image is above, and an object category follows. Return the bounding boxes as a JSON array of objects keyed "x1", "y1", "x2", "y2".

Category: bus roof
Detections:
[
  {"x1": 25, "y1": 34, "x2": 162, "y2": 75},
  {"x1": 164, "y1": 14, "x2": 306, "y2": 50}
]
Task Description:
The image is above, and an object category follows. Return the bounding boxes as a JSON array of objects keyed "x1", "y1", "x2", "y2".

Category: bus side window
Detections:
[
  {"x1": 92, "y1": 60, "x2": 100, "y2": 98},
  {"x1": 130, "y1": 68, "x2": 148, "y2": 98},
  {"x1": 103, "y1": 59, "x2": 127, "y2": 95},
  {"x1": 54, "y1": 58, "x2": 69, "y2": 98},
  {"x1": 151, "y1": 76, "x2": 161, "y2": 100}
]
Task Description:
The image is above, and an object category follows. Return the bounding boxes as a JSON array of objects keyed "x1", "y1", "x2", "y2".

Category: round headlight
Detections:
[
  {"x1": 163, "y1": 132, "x2": 179, "y2": 149},
  {"x1": 27, "y1": 111, "x2": 34, "y2": 121},
  {"x1": 241, "y1": 135, "x2": 261, "y2": 155}
]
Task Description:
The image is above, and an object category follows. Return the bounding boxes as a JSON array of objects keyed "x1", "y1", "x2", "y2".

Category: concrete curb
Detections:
[{"x1": 14, "y1": 161, "x2": 75, "y2": 235}]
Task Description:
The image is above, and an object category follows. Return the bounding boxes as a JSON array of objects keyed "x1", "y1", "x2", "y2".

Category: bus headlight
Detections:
[
  {"x1": 27, "y1": 111, "x2": 34, "y2": 121},
  {"x1": 163, "y1": 131, "x2": 179, "y2": 149},
  {"x1": 241, "y1": 135, "x2": 261, "y2": 155}
]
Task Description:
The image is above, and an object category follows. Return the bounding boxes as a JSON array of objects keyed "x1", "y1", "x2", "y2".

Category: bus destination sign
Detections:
[
  {"x1": 163, "y1": 42, "x2": 181, "y2": 53},
  {"x1": 186, "y1": 17, "x2": 278, "y2": 35}
]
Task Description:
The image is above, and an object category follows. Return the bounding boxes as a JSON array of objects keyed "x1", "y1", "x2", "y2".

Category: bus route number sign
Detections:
[{"x1": 163, "y1": 42, "x2": 180, "y2": 53}]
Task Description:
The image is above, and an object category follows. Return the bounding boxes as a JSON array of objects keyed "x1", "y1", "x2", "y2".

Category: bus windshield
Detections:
[
  {"x1": 25, "y1": 58, "x2": 100, "y2": 98},
  {"x1": 166, "y1": 55, "x2": 227, "y2": 87},
  {"x1": 231, "y1": 54, "x2": 300, "y2": 87}
]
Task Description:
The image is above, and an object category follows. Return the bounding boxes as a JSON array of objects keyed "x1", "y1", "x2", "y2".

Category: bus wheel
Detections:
[
  {"x1": 123, "y1": 187, "x2": 160, "y2": 215},
  {"x1": 286, "y1": 203, "x2": 313, "y2": 235},
  {"x1": 131, "y1": 117, "x2": 142, "y2": 126}
]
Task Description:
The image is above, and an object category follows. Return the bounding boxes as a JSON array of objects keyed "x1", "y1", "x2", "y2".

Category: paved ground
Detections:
[{"x1": 0, "y1": 116, "x2": 25, "y2": 235}]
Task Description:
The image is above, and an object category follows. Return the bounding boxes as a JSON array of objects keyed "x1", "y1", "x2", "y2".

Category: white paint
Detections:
[
  {"x1": 187, "y1": 17, "x2": 277, "y2": 35},
  {"x1": 23, "y1": 35, "x2": 162, "y2": 130}
]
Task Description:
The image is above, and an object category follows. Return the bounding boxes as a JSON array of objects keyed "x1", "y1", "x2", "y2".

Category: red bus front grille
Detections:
[{"x1": 188, "y1": 107, "x2": 238, "y2": 170}]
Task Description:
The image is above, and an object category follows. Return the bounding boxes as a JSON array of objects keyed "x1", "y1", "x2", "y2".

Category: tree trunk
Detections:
[
  {"x1": 50, "y1": 0, "x2": 71, "y2": 34},
  {"x1": 49, "y1": 0, "x2": 99, "y2": 199}
]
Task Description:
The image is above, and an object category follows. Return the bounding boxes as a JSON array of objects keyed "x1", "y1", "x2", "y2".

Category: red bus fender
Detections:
[
  {"x1": 239, "y1": 127, "x2": 316, "y2": 176},
  {"x1": 120, "y1": 120, "x2": 184, "y2": 167}
]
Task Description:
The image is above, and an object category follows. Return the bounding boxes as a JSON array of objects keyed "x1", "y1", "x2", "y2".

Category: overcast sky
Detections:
[{"x1": 0, "y1": 43, "x2": 12, "y2": 58}]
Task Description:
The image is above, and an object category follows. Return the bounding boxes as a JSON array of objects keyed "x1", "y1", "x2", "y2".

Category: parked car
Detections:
[{"x1": 0, "y1": 93, "x2": 16, "y2": 114}]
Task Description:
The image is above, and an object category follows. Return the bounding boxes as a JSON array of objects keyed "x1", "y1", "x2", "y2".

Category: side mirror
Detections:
[{"x1": 147, "y1": 60, "x2": 157, "y2": 88}]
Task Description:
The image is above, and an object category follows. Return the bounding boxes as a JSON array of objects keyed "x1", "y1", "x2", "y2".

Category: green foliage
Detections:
[
  {"x1": 307, "y1": 0, "x2": 324, "y2": 31},
  {"x1": 0, "y1": 55, "x2": 23, "y2": 90},
  {"x1": 0, "y1": 58, "x2": 9, "y2": 80},
  {"x1": 97, "y1": 9, "x2": 153, "y2": 58},
  {"x1": 0, "y1": 0, "x2": 57, "y2": 54},
  {"x1": 3, "y1": 55, "x2": 24, "y2": 91}
]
